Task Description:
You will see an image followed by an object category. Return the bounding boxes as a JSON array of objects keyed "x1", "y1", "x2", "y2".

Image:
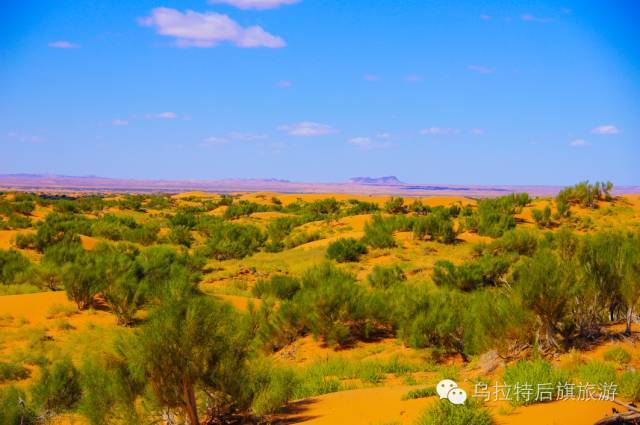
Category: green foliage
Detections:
[
  {"x1": 413, "y1": 209, "x2": 457, "y2": 243},
  {"x1": 0, "y1": 249, "x2": 31, "y2": 285},
  {"x1": 486, "y1": 228, "x2": 539, "y2": 256},
  {"x1": 532, "y1": 205, "x2": 553, "y2": 228},
  {"x1": 384, "y1": 197, "x2": 406, "y2": 214},
  {"x1": 620, "y1": 371, "x2": 640, "y2": 401},
  {"x1": 557, "y1": 181, "x2": 613, "y2": 209},
  {"x1": 252, "y1": 275, "x2": 301, "y2": 300},
  {"x1": 476, "y1": 193, "x2": 529, "y2": 237},
  {"x1": 223, "y1": 201, "x2": 266, "y2": 219},
  {"x1": 603, "y1": 346, "x2": 632, "y2": 364},
  {"x1": 124, "y1": 296, "x2": 248, "y2": 424},
  {"x1": 401, "y1": 386, "x2": 436, "y2": 400},
  {"x1": 575, "y1": 361, "x2": 616, "y2": 386},
  {"x1": 503, "y1": 359, "x2": 568, "y2": 406},
  {"x1": 367, "y1": 265, "x2": 406, "y2": 289},
  {"x1": 33, "y1": 212, "x2": 92, "y2": 251},
  {"x1": 0, "y1": 362, "x2": 30, "y2": 383},
  {"x1": 326, "y1": 237, "x2": 367, "y2": 262},
  {"x1": 432, "y1": 255, "x2": 509, "y2": 291},
  {"x1": 31, "y1": 357, "x2": 82, "y2": 413},
  {"x1": 62, "y1": 252, "x2": 102, "y2": 310},
  {"x1": 416, "y1": 400, "x2": 494, "y2": 425},
  {"x1": 344, "y1": 199, "x2": 379, "y2": 215},
  {"x1": 202, "y1": 221, "x2": 266, "y2": 260},
  {"x1": 167, "y1": 225, "x2": 193, "y2": 247},
  {"x1": 0, "y1": 386, "x2": 37, "y2": 425},
  {"x1": 363, "y1": 215, "x2": 397, "y2": 248}
]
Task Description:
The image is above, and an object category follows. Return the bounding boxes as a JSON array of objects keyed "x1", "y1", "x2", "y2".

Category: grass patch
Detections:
[
  {"x1": 503, "y1": 359, "x2": 568, "y2": 406},
  {"x1": 402, "y1": 386, "x2": 436, "y2": 400},
  {"x1": 0, "y1": 361, "x2": 30, "y2": 382},
  {"x1": 620, "y1": 371, "x2": 640, "y2": 401},
  {"x1": 46, "y1": 303, "x2": 77, "y2": 319},
  {"x1": 415, "y1": 399, "x2": 494, "y2": 425},
  {"x1": 575, "y1": 361, "x2": 617, "y2": 386},
  {"x1": 603, "y1": 346, "x2": 632, "y2": 364},
  {"x1": 0, "y1": 283, "x2": 41, "y2": 296}
]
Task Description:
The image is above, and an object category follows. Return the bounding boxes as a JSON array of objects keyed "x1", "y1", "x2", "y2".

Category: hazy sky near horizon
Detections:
[{"x1": 1, "y1": 0, "x2": 639, "y2": 185}]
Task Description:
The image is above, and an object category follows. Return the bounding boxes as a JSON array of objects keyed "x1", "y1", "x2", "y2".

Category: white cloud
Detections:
[
  {"x1": 364, "y1": 74, "x2": 380, "y2": 82},
  {"x1": 48, "y1": 41, "x2": 80, "y2": 49},
  {"x1": 6, "y1": 131, "x2": 44, "y2": 143},
  {"x1": 112, "y1": 119, "x2": 129, "y2": 126},
  {"x1": 480, "y1": 14, "x2": 492, "y2": 20},
  {"x1": 201, "y1": 136, "x2": 229, "y2": 146},
  {"x1": 146, "y1": 112, "x2": 178, "y2": 120},
  {"x1": 208, "y1": 0, "x2": 300, "y2": 10},
  {"x1": 405, "y1": 74, "x2": 423, "y2": 83},
  {"x1": 348, "y1": 137, "x2": 373, "y2": 147},
  {"x1": 521, "y1": 14, "x2": 552, "y2": 23},
  {"x1": 375, "y1": 132, "x2": 392, "y2": 140},
  {"x1": 470, "y1": 128, "x2": 484, "y2": 135},
  {"x1": 276, "y1": 80, "x2": 293, "y2": 88},
  {"x1": 420, "y1": 127, "x2": 460, "y2": 136},
  {"x1": 468, "y1": 65, "x2": 495, "y2": 74},
  {"x1": 139, "y1": 7, "x2": 285, "y2": 49},
  {"x1": 591, "y1": 124, "x2": 621, "y2": 135},
  {"x1": 228, "y1": 131, "x2": 268, "y2": 141},
  {"x1": 278, "y1": 121, "x2": 337, "y2": 137},
  {"x1": 570, "y1": 139, "x2": 590, "y2": 147}
]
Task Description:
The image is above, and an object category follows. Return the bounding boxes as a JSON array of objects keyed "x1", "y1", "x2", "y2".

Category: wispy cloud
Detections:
[
  {"x1": 570, "y1": 139, "x2": 590, "y2": 147},
  {"x1": 470, "y1": 128, "x2": 484, "y2": 135},
  {"x1": 348, "y1": 133, "x2": 392, "y2": 150},
  {"x1": 420, "y1": 127, "x2": 460, "y2": 136},
  {"x1": 48, "y1": 41, "x2": 80, "y2": 49},
  {"x1": 6, "y1": 131, "x2": 44, "y2": 143},
  {"x1": 591, "y1": 124, "x2": 621, "y2": 135},
  {"x1": 348, "y1": 137, "x2": 373, "y2": 147},
  {"x1": 200, "y1": 136, "x2": 229, "y2": 146},
  {"x1": 480, "y1": 14, "x2": 492, "y2": 20},
  {"x1": 139, "y1": 7, "x2": 285, "y2": 48},
  {"x1": 405, "y1": 74, "x2": 423, "y2": 83},
  {"x1": 145, "y1": 112, "x2": 178, "y2": 120},
  {"x1": 364, "y1": 74, "x2": 380, "y2": 82},
  {"x1": 276, "y1": 80, "x2": 293, "y2": 88},
  {"x1": 112, "y1": 119, "x2": 129, "y2": 126},
  {"x1": 208, "y1": 0, "x2": 300, "y2": 10},
  {"x1": 278, "y1": 121, "x2": 337, "y2": 137},
  {"x1": 467, "y1": 65, "x2": 495, "y2": 74},
  {"x1": 228, "y1": 131, "x2": 268, "y2": 141},
  {"x1": 521, "y1": 14, "x2": 552, "y2": 23}
]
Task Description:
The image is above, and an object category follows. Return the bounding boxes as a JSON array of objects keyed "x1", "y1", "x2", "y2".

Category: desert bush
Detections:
[
  {"x1": 575, "y1": 361, "x2": 617, "y2": 387},
  {"x1": 384, "y1": 197, "x2": 406, "y2": 214},
  {"x1": 169, "y1": 211, "x2": 198, "y2": 229},
  {"x1": 603, "y1": 346, "x2": 632, "y2": 364},
  {"x1": 252, "y1": 275, "x2": 301, "y2": 300},
  {"x1": 6, "y1": 214, "x2": 32, "y2": 229},
  {"x1": 247, "y1": 360, "x2": 298, "y2": 416},
  {"x1": 284, "y1": 230, "x2": 321, "y2": 249},
  {"x1": 124, "y1": 295, "x2": 248, "y2": 424},
  {"x1": 136, "y1": 246, "x2": 203, "y2": 300},
  {"x1": 413, "y1": 209, "x2": 457, "y2": 243},
  {"x1": 265, "y1": 217, "x2": 301, "y2": 252},
  {"x1": 367, "y1": 265, "x2": 406, "y2": 289},
  {"x1": 344, "y1": 199, "x2": 379, "y2": 216},
  {"x1": 363, "y1": 215, "x2": 397, "y2": 249},
  {"x1": 13, "y1": 232, "x2": 36, "y2": 249},
  {"x1": 432, "y1": 255, "x2": 510, "y2": 291},
  {"x1": 532, "y1": 206, "x2": 553, "y2": 228},
  {"x1": 513, "y1": 249, "x2": 574, "y2": 348},
  {"x1": 408, "y1": 199, "x2": 431, "y2": 215},
  {"x1": 326, "y1": 238, "x2": 367, "y2": 262},
  {"x1": 224, "y1": 201, "x2": 266, "y2": 219},
  {"x1": 0, "y1": 386, "x2": 37, "y2": 425},
  {"x1": 34, "y1": 213, "x2": 92, "y2": 250},
  {"x1": 0, "y1": 361, "x2": 30, "y2": 383},
  {"x1": 486, "y1": 228, "x2": 539, "y2": 257},
  {"x1": 557, "y1": 181, "x2": 613, "y2": 209},
  {"x1": 31, "y1": 357, "x2": 82, "y2": 413},
  {"x1": 620, "y1": 371, "x2": 640, "y2": 401},
  {"x1": 502, "y1": 359, "x2": 568, "y2": 406},
  {"x1": 476, "y1": 194, "x2": 529, "y2": 237},
  {"x1": 202, "y1": 222, "x2": 266, "y2": 260},
  {"x1": 415, "y1": 399, "x2": 493, "y2": 425},
  {"x1": 0, "y1": 249, "x2": 31, "y2": 285},
  {"x1": 401, "y1": 386, "x2": 436, "y2": 400},
  {"x1": 62, "y1": 252, "x2": 102, "y2": 310},
  {"x1": 167, "y1": 225, "x2": 193, "y2": 247}
]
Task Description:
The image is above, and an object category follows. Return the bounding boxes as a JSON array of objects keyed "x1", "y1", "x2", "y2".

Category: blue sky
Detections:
[{"x1": 1, "y1": 0, "x2": 638, "y2": 185}]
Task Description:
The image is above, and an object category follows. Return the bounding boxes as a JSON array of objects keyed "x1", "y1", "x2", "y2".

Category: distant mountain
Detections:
[{"x1": 348, "y1": 176, "x2": 404, "y2": 185}]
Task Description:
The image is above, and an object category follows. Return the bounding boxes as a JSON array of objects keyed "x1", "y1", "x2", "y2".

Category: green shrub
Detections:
[
  {"x1": 0, "y1": 386, "x2": 37, "y2": 425},
  {"x1": 0, "y1": 249, "x2": 31, "y2": 285},
  {"x1": 249, "y1": 363, "x2": 298, "y2": 416},
  {"x1": 603, "y1": 346, "x2": 632, "y2": 364},
  {"x1": 31, "y1": 357, "x2": 82, "y2": 413},
  {"x1": 502, "y1": 359, "x2": 568, "y2": 406},
  {"x1": 432, "y1": 255, "x2": 509, "y2": 291},
  {"x1": 415, "y1": 399, "x2": 493, "y2": 425},
  {"x1": 476, "y1": 194, "x2": 529, "y2": 237},
  {"x1": 384, "y1": 197, "x2": 406, "y2": 214},
  {"x1": 202, "y1": 222, "x2": 266, "y2": 260},
  {"x1": 167, "y1": 225, "x2": 193, "y2": 247},
  {"x1": 401, "y1": 386, "x2": 436, "y2": 400},
  {"x1": 413, "y1": 210, "x2": 457, "y2": 243},
  {"x1": 367, "y1": 265, "x2": 406, "y2": 289},
  {"x1": 326, "y1": 238, "x2": 367, "y2": 262},
  {"x1": 252, "y1": 275, "x2": 301, "y2": 300},
  {"x1": 575, "y1": 361, "x2": 617, "y2": 386},
  {"x1": 620, "y1": 371, "x2": 640, "y2": 401},
  {"x1": 363, "y1": 215, "x2": 396, "y2": 249},
  {"x1": 0, "y1": 362, "x2": 30, "y2": 383},
  {"x1": 487, "y1": 228, "x2": 539, "y2": 256}
]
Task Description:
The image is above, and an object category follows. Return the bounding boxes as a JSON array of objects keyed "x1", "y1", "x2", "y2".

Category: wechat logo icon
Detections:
[{"x1": 437, "y1": 379, "x2": 467, "y2": 405}]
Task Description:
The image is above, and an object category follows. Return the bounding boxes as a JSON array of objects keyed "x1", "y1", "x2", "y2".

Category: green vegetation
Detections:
[
  {"x1": 326, "y1": 237, "x2": 368, "y2": 262},
  {"x1": 416, "y1": 400, "x2": 494, "y2": 425}
]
